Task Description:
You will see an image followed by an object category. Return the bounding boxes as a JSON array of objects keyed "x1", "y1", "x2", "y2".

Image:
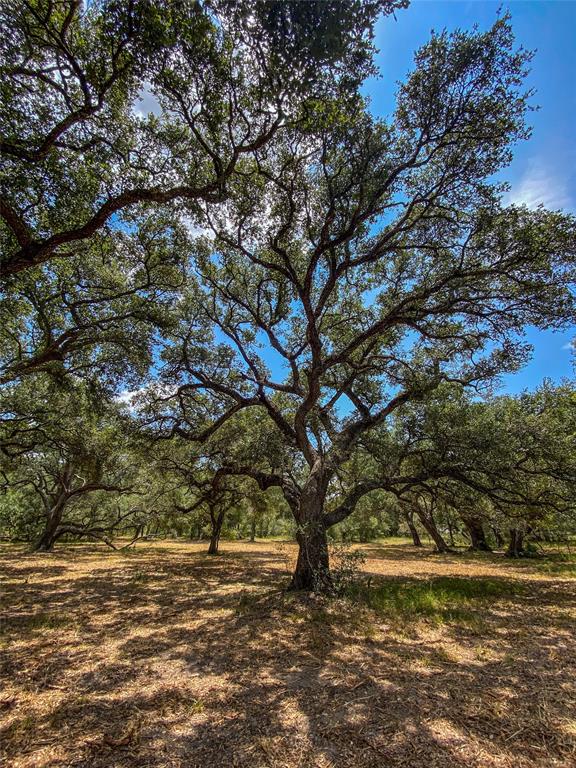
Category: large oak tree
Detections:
[{"x1": 147, "y1": 18, "x2": 576, "y2": 590}]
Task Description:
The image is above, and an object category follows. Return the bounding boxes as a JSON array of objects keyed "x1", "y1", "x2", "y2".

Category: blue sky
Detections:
[{"x1": 365, "y1": 0, "x2": 576, "y2": 393}]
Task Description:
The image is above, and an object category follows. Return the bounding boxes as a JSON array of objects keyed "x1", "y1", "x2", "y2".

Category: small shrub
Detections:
[{"x1": 329, "y1": 543, "x2": 367, "y2": 596}]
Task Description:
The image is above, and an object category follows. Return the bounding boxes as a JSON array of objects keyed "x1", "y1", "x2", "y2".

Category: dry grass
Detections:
[{"x1": 1, "y1": 539, "x2": 575, "y2": 768}]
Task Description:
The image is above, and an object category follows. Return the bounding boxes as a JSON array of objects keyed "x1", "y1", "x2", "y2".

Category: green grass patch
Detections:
[
  {"x1": 502, "y1": 551, "x2": 576, "y2": 577},
  {"x1": 349, "y1": 576, "x2": 523, "y2": 624},
  {"x1": 524, "y1": 552, "x2": 576, "y2": 576}
]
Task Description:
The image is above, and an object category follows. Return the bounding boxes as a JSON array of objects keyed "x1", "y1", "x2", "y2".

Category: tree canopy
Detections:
[{"x1": 1, "y1": 0, "x2": 403, "y2": 276}]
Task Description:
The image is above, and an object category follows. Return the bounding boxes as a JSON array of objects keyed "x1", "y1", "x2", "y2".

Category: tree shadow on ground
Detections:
[{"x1": 1, "y1": 543, "x2": 575, "y2": 768}]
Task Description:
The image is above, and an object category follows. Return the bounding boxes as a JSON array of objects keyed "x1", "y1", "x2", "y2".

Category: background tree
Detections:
[
  {"x1": 0, "y1": 377, "x2": 138, "y2": 550},
  {"x1": 158, "y1": 438, "x2": 245, "y2": 555},
  {"x1": 372, "y1": 381, "x2": 576, "y2": 555}
]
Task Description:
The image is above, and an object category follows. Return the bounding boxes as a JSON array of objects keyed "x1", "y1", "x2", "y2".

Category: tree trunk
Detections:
[
  {"x1": 249, "y1": 516, "x2": 256, "y2": 543},
  {"x1": 207, "y1": 509, "x2": 224, "y2": 555},
  {"x1": 33, "y1": 500, "x2": 65, "y2": 552},
  {"x1": 404, "y1": 510, "x2": 422, "y2": 547},
  {"x1": 291, "y1": 519, "x2": 331, "y2": 591},
  {"x1": 506, "y1": 528, "x2": 524, "y2": 558},
  {"x1": 415, "y1": 507, "x2": 450, "y2": 553},
  {"x1": 289, "y1": 477, "x2": 332, "y2": 592},
  {"x1": 464, "y1": 517, "x2": 492, "y2": 552},
  {"x1": 491, "y1": 526, "x2": 504, "y2": 548}
]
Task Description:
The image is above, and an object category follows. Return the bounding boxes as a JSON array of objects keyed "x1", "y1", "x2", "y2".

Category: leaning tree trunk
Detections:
[
  {"x1": 207, "y1": 509, "x2": 225, "y2": 555},
  {"x1": 289, "y1": 479, "x2": 332, "y2": 592},
  {"x1": 34, "y1": 500, "x2": 65, "y2": 552},
  {"x1": 506, "y1": 528, "x2": 525, "y2": 558},
  {"x1": 403, "y1": 510, "x2": 422, "y2": 547},
  {"x1": 415, "y1": 507, "x2": 451, "y2": 553},
  {"x1": 464, "y1": 517, "x2": 492, "y2": 552}
]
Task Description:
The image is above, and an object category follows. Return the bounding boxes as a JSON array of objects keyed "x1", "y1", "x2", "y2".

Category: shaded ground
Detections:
[{"x1": 1, "y1": 540, "x2": 575, "y2": 768}]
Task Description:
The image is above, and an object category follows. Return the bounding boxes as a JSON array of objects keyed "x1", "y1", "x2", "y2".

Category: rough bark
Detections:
[
  {"x1": 415, "y1": 507, "x2": 451, "y2": 553},
  {"x1": 207, "y1": 508, "x2": 225, "y2": 555},
  {"x1": 290, "y1": 518, "x2": 331, "y2": 591},
  {"x1": 404, "y1": 510, "x2": 422, "y2": 547},
  {"x1": 33, "y1": 500, "x2": 65, "y2": 552},
  {"x1": 288, "y1": 475, "x2": 332, "y2": 592},
  {"x1": 506, "y1": 528, "x2": 525, "y2": 558}
]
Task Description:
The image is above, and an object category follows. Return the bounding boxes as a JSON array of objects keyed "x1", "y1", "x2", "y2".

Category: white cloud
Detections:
[
  {"x1": 116, "y1": 383, "x2": 179, "y2": 410},
  {"x1": 134, "y1": 83, "x2": 162, "y2": 118},
  {"x1": 181, "y1": 214, "x2": 213, "y2": 241},
  {"x1": 116, "y1": 388, "x2": 141, "y2": 406},
  {"x1": 507, "y1": 157, "x2": 574, "y2": 212}
]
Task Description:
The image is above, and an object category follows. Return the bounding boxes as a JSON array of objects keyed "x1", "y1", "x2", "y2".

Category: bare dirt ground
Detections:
[{"x1": 1, "y1": 540, "x2": 575, "y2": 768}]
